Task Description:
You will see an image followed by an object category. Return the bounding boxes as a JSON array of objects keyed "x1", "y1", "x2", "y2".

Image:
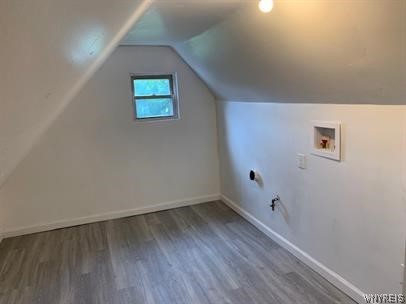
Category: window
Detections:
[{"x1": 131, "y1": 74, "x2": 179, "y2": 121}]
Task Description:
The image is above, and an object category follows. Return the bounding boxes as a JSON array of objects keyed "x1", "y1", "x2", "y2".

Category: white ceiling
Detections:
[
  {"x1": 121, "y1": 0, "x2": 247, "y2": 45},
  {"x1": 123, "y1": 0, "x2": 406, "y2": 104},
  {"x1": 1, "y1": 0, "x2": 405, "y2": 216}
]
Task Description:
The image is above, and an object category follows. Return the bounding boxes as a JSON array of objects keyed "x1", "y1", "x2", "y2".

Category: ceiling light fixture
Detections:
[{"x1": 258, "y1": 0, "x2": 274, "y2": 13}]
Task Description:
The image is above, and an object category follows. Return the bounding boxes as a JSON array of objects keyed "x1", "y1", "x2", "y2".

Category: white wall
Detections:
[
  {"x1": 0, "y1": 46, "x2": 220, "y2": 235},
  {"x1": 217, "y1": 101, "x2": 406, "y2": 296}
]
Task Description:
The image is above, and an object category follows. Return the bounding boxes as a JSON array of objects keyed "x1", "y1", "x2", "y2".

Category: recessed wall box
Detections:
[{"x1": 311, "y1": 121, "x2": 341, "y2": 161}]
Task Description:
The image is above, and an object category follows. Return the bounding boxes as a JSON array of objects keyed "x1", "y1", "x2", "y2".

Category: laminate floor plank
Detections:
[{"x1": 0, "y1": 201, "x2": 357, "y2": 304}]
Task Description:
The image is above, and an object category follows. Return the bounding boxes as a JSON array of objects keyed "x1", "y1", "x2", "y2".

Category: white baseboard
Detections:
[
  {"x1": 1, "y1": 194, "x2": 220, "y2": 239},
  {"x1": 221, "y1": 194, "x2": 364, "y2": 304}
]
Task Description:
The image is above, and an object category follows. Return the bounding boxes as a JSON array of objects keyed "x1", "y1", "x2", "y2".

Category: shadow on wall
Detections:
[{"x1": 0, "y1": 0, "x2": 152, "y2": 191}]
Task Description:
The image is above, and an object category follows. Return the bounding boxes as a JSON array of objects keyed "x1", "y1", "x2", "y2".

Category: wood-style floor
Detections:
[{"x1": 0, "y1": 201, "x2": 356, "y2": 304}]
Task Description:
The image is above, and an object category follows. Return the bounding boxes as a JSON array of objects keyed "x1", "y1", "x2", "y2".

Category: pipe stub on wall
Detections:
[{"x1": 249, "y1": 170, "x2": 258, "y2": 182}]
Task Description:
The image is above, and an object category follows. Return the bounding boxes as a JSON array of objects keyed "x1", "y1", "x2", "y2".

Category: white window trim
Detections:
[{"x1": 130, "y1": 72, "x2": 180, "y2": 123}]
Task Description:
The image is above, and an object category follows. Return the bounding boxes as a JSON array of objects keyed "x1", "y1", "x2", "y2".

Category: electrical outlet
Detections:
[{"x1": 297, "y1": 154, "x2": 307, "y2": 169}]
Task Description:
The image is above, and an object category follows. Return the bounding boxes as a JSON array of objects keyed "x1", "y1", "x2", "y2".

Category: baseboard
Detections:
[
  {"x1": 221, "y1": 194, "x2": 364, "y2": 304},
  {"x1": 2, "y1": 194, "x2": 220, "y2": 239},
  {"x1": 2, "y1": 193, "x2": 364, "y2": 302}
]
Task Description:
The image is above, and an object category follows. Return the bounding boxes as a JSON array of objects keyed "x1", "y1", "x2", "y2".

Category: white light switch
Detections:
[{"x1": 297, "y1": 154, "x2": 307, "y2": 169}]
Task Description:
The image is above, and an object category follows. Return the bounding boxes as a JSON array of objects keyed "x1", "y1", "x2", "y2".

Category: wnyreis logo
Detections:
[{"x1": 363, "y1": 294, "x2": 405, "y2": 303}]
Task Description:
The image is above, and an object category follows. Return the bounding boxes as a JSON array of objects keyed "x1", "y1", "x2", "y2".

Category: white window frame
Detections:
[{"x1": 130, "y1": 73, "x2": 180, "y2": 122}]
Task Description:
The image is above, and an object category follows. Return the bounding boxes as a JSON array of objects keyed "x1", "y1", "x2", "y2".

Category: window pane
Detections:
[
  {"x1": 135, "y1": 98, "x2": 174, "y2": 119},
  {"x1": 134, "y1": 78, "x2": 171, "y2": 97}
]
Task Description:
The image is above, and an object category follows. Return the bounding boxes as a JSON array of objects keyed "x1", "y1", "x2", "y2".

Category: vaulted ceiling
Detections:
[
  {"x1": 1, "y1": 0, "x2": 405, "y2": 192},
  {"x1": 123, "y1": 0, "x2": 406, "y2": 104},
  {"x1": 122, "y1": 0, "x2": 246, "y2": 45},
  {"x1": 0, "y1": 0, "x2": 151, "y2": 189}
]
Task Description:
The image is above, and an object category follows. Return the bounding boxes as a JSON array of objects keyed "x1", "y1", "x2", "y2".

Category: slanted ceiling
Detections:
[
  {"x1": 123, "y1": 0, "x2": 406, "y2": 104},
  {"x1": 0, "y1": 0, "x2": 151, "y2": 189},
  {"x1": 1, "y1": 0, "x2": 405, "y2": 191}
]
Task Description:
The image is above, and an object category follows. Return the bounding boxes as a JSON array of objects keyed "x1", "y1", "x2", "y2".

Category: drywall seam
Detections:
[
  {"x1": 221, "y1": 194, "x2": 365, "y2": 304},
  {"x1": 0, "y1": 0, "x2": 153, "y2": 191},
  {"x1": 2, "y1": 194, "x2": 220, "y2": 239}
]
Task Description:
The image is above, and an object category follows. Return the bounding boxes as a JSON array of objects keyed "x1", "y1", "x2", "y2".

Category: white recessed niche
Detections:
[{"x1": 311, "y1": 121, "x2": 341, "y2": 161}]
